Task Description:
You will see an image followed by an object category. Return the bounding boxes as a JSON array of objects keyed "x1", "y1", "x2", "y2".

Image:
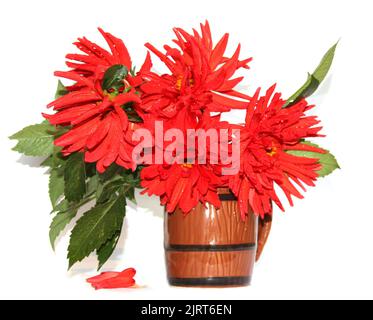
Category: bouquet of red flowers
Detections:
[{"x1": 10, "y1": 21, "x2": 339, "y2": 287}]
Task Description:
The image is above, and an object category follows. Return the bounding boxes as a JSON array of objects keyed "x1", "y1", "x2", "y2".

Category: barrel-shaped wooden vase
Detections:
[{"x1": 164, "y1": 191, "x2": 258, "y2": 287}]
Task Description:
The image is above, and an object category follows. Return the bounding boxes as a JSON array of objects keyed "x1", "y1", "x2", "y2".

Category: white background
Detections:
[{"x1": 1, "y1": 0, "x2": 373, "y2": 300}]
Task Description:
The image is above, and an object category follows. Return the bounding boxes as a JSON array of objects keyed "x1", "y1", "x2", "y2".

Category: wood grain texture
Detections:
[
  {"x1": 166, "y1": 251, "x2": 255, "y2": 278},
  {"x1": 164, "y1": 190, "x2": 258, "y2": 286},
  {"x1": 165, "y1": 200, "x2": 257, "y2": 245},
  {"x1": 256, "y1": 215, "x2": 272, "y2": 261}
]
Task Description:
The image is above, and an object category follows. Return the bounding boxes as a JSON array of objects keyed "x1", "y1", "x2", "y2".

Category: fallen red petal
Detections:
[{"x1": 86, "y1": 268, "x2": 136, "y2": 290}]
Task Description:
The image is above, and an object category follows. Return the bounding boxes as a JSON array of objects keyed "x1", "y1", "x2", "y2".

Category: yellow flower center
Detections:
[
  {"x1": 175, "y1": 76, "x2": 194, "y2": 91},
  {"x1": 103, "y1": 90, "x2": 117, "y2": 101},
  {"x1": 181, "y1": 163, "x2": 193, "y2": 169},
  {"x1": 266, "y1": 146, "x2": 277, "y2": 157}
]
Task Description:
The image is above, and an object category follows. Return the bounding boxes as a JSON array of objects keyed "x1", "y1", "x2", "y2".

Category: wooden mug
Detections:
[{"x1": 164, "y1": 189, "x2": 269, "y2": 287}]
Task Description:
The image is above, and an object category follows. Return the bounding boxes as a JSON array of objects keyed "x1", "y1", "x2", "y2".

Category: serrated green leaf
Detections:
[
  {"x1": 55, "y1": 80, "x2": 68, "y2": 99},
  {"x1": 67, "y1": 194, "x2": 126, "y2": 269},
  {"x1": 102, "y1": 64, "x2": 128, "y2": 91},
  {"x1": 99, "y1": 164, "x2": 120, "y2": 183},
  {"x1": 284, "y1": 42, "x2": 338, "y2": 108},
  {"x1": 126, "y1": 187, "x2": 136, "y2": 204},
  {"x1": 85, "y1": 162, "x2": 98, "y2": 178},
  {"x1": 286, "y1": 141, "x2": 340, "y2": 177},
  {"x1": 122, "y1": 169, "x2": 141, "y2": 188},
  {"x1": 50, "y1": 192, "x2": 96, "y2": 215},
  {"x1": 49, "y1": 169, "x2": 65, "y2": 209},
  {"x1": 87, "y1": 174, "x2": 99, "y2": 195},
  {"x1": 49, "y1": 209, "x2": 77, "y2": 250},
  {"x1": 9, "y1": 122, "x2": 56, "y2": 157},
  {"x1": 97, "y1": 230, "x2": 121, "y2": 270},
  {"x1": 97, "y1": 177, "x2": 126, "y2": 204},
  {"x1": 41, "y1": 147, "x2": 66, "y2": 169},
  {"x1": 51, "y1": 198, "x2": 69, "y2": 214},
  {"x1": 64, "y1": 152, "x2": 86, "y2": 202},
  {"x1": 42, "y1": 155, "x2": 54, "y2": 168}
]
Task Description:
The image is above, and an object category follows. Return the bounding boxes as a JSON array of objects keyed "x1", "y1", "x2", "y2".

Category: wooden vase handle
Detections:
[{"x1": 256, "y1": 215, "x2": 272, "y2": 262}]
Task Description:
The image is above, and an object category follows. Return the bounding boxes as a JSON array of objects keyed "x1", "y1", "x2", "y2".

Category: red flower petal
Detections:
[
  {"x1": 86, "y1": 268, "x2": 136, "y2": 290},
  {"x1": 86, "y1": 272, "x2": 119, "y2": 284},
  {"x1": 139, "y1": 52, "x2": 153, "y2": 74},
  {"x1": 210, "y1": 33, "x2": 229, "y2": 70},
  {"x1": 98, "y1": 28, "x2": 132, "y2": 68}
]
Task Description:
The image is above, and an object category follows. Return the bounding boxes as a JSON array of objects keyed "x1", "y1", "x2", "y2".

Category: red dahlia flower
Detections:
[
  {"x1": 65, "y1": 28, "x2": 150, "y2": 88},
  {"x1": 140, "y1": 113, "x2": 232, "y2": 213},
  {"x1": 44, "y1": 29, "x2": 152, "y2": 173},
  {"x1": 229, "y1": 85, "x2": 326, "y2": 218},
  {"x1": 140, "y1": 21, "x2": 252, "y2": 127}
]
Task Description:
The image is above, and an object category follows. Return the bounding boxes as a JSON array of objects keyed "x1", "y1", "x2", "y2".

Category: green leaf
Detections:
[
  {"x1": 67, "y1": 194, "x2": 126, "y2": 269},
  {"x1": 121, "y1": 168, "x2": 141, "y2": 188},
  {"x1": 49, "y1": 209, "x2": 77, "y2": 250},
  {"x1": 41, "y1": 157, "x2": 54, "y2": 167},
  {"x1": 130, "y1": 66, "x2": 136, "y2": 76},
  {"x1": 50, "y1": 192, "x2": 96, "y2": 215},
  {"x1": 49, "y1": 169, "x2": 65, "y2": 208},
  {"x1": 126, "y1": 187, "x2": 136, "y2": 204},
  {"x1": 312, "y1": 42, "x2": 339, "y2": 84},
  {"x1": 55, "y1": 80, "x2": 68, "y2": 99},
  {"x1": 284, "y1": 42, "x2": 338, "y2": 108},
  {"x1": 41, "y1": 147, "x2": 66, "y2": 169},
  {"x1": 287, "y1": 141, "x2": 340, "y2": 177},
  {"x1": 86, "y1": 174, "x2": 99, "y2": 195},
  {"x1": 85, "y1": 162, "x2": 98, "y2": 178},
  {"x1": 51, "y1": 198, "x2": 69, "y2": 214},
  {"x1": 123, "y1": 104, "x2": 143, "y2": 123},
  {"x1": 99, "y1": 164, "x2": 120, "y2": 183},
  {"x1": 102, "y1": 64, "x2": 128, "y2": 91},
  {"x1": 97, "y1": 177, "x2": 126, "y2": 204},
  {"x1": 9, "y1": 122, "x2": 56, "y2": 157},
  {"x1": 97, "y1": 230, "x2": 121, "y2": 270},
  {"x1": 64, "y1": 152, "x2": 86, "y2": 202}
]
